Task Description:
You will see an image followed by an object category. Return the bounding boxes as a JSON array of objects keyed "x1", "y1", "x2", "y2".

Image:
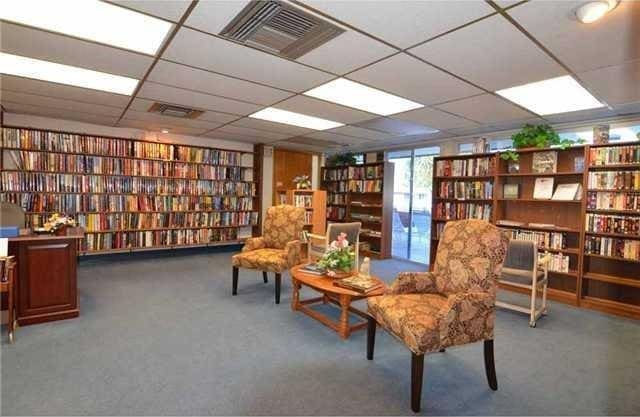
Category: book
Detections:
[
  {"x1": 333, "y1": 274, "x2": 383, "y2": 293},
  {"x1": 533, "y1": 178, "x2": 555, "y2": 199},
  {"x1": 497, "y1": 220, "x2": 525, "y2": 227},
  {"x1": 300, "y1": 263, "x2": 326, "y2": 276},
  {"x1": 503, "y1": 184, "x2": 519, "y2": 199},
  {"x1": 551, "y1": 183, "x2": 581, "y2": 200},
  {"x1": 532, "y1": 151, "x2": 558, "y2": 174}
]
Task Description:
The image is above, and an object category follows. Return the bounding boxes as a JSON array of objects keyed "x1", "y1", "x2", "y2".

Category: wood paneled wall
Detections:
[{"x1": 273, "y1": 149, "x2": 313, "y2": 204}]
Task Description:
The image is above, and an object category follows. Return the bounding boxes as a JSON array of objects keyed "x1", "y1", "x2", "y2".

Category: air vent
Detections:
[
  {"x1": 220, "y1": 0, "x2": 345, "y2": 59},
  {"x1": 148, "y1": 102, "x2": 204, "y2": 119}
]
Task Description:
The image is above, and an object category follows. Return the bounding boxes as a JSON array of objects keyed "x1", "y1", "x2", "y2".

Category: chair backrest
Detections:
[
  {"x1": 0, "y1": 202, "x2": 26, "y2": 228},
  {"x1": 503, "y1": 240, "x2": 537, "y2": 272},
  {"x1": 262, "y1": 205, "x2": 306, "y2": 249},
  {"x1": 327, "y1": 222, "x2": 361, "y2": 266},
  {"x1": 433, "y1": 219, "x2": 509, "y2": 296}
]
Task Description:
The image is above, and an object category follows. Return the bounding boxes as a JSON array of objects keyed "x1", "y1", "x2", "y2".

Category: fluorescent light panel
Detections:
[
  {"x1": 496, "y1": 75, "x2": 603, "y2": 115},
  {"x1": 0, "y1": 53, "x2": 138, "y2": 95},
  {"x1": 0, "y1": 0, "x2": 172, "y2": 55},
  {"x1": 304, "y1": 78, "x2": 423, "y2": 116},
  {"x1": 249, "y1": 108, "x2": 344, "y2": 130}
]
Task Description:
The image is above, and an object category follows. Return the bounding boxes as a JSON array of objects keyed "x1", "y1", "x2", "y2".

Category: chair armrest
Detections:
[
  {"x1": 242, "y1": 237, "x2": 266, "y2": 252},
  {"x1": 285, "y1": 240, "x2": 302, "y2": 266},
  {"x1": 439, "y1": 291, "x2": 495, "y2": 347},
  {"x1": 306, "y1": 233, "x2": 327, "y2": 240},
  {"x1": 387, "y1": 271, "x2": 439, "y2": 295}
]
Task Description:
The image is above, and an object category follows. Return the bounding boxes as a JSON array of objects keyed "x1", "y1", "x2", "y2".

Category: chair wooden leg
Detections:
[
  {"x1": 439, "y1": 348, "x2": 446, "y2": 353},
  {"x1": 263, "y1": 271, "x2": 268, "y2": 283},
  {"x1": 366, "y1": 315, "x2": 376, "y2": 360},
  {"x1": 484, "y1": 339, "x2": 498, "y2": 391},
  {"x1": 274, "y1": 273, "x2": 281, "y2": 304},
  {"x1": 232, "y1": 266, "x2": 238, "y2": 295},
  {"x1": 411, "y1": 353, "x2": 424, "y2": 413}
]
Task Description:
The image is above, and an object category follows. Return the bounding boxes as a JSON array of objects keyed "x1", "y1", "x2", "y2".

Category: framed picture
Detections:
[
  {"x1": 574, "y1": 156, "x2": 585, "y2": 172},
  {"x1": 503, "y1": 184, "x2": 520, "y2": 199},
  {"x1": 532, "y1": 151, "x2": 558, "y2": 173}
]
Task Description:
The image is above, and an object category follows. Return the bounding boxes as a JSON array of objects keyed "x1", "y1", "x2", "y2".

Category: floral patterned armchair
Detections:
[
  {"x1": 366, "y1": 219, "x2": 509, "y2": 412},
  {"x1": 232, "y1": 205, "x2": 305, "y2": 304}
]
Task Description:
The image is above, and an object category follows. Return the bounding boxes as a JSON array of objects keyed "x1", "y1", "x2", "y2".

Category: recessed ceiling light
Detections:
[
  {"x1": 303, "y1": 78, "x2": 424, "y2": 116},
  {"x1": 249, "y1": 108, "x2": 344, "y2": 130},
  {"x1": 0, "y1": 53, "x2": 139, "y2": 95},
  {"x1": 496, "y1": 75, "x2": 603, "y2": 116},
  {"x1": 575, "y1": 0, "x2": 619, "y2": 24},
  {"x1": 0, "y1": 0, "x2": 172, "y2": 55}
]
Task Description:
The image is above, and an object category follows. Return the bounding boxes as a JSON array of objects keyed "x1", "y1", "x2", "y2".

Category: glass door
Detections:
[{"x1": 389, "y1": 150, "x2": 412, "y2": 260}]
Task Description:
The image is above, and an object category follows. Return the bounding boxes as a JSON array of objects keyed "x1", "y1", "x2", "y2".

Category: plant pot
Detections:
[
  {"x1": 327, "y1": 269, "x2": 352, "y2": 279},
  {"x1": 54, "y1": 226, "x2": 68, "y2": 236}
]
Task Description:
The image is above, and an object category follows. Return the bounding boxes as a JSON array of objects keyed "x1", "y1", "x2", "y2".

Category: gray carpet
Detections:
[{"x1": 2, "y1": 248, "x2": 639, "y2": 415}]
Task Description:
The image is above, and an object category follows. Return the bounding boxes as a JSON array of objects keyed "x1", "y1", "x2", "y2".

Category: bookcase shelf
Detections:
[
  {"x1": 284, "y1": 189, "x2": 326, "y2": 235},
  {"x1": 1, "y1": 126, "x2": 261, "y2": 254}
]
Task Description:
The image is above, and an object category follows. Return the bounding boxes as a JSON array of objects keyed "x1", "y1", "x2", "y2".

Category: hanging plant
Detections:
[{"x1": 500, "y1": 124, "x2": 581, "y2": 161}]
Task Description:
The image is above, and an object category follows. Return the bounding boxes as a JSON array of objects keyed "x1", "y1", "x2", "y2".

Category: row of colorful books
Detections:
[
  {"x1": 11, "y1": 151, "x2": 252, "y2": 180},
  {"x1": 589, "y1": 144, "x2": 640, "y2": 166},
  {"x1": 587, "y1": 191, "x2": 640, "y2": 211},
  {"x1": 304, "y1": 211, "x2": 313, "y2": 224},
  {"x1": 293, "y1": 194, "x2": 313, "y2": 208},
  {"x1": 327, "y1": 193, "x2": 346, "y2": 204},
  {"x1": 348, "y1": 165, "x2": 383, "y2": 180},
  {"x1": 585, "y1": 236, "x2": 640, "y2": 261},
  {"x1": 434, "y1": 202, "x2": 492, "y2": 221},
  {"x1": 327, "y1": 206, "x2": 346, "y2": 219},
  {"x1": 1, "y1": 193, "x2": 254, "y2": 213},
  {"x1": 3, "y1": 128, "x2": 251, "y2": 165},
  {"x1": 588, "y1": 171, "x2": 640, "y2": 190},
  {"x1": 540, "y1": 252, "x2": 571, "y2": 273},
  {"x1": 323, "y1": 167, "x2": 349, "y2": 181},
  {"x1": 348, "y1": 180, "x2": 382, "y2": 193},
  {"x1": 585, "y1": 213, "x2": 640, "y2": 235},
  {"x1": 82, "y1": 228, "x2": 239, "y2": 251},
  {"x1": 435, "y1": 157, "x2": 494, "y2": 177},
  {"x1": 1, "y1": 172, "x2": 256, "y2": 196},
  {"x1": 509, "y1": 229, "x2": 568, "y2": 250},
  {"x1": 438, "y1": 181, "x2": 493, "y2": 200}
]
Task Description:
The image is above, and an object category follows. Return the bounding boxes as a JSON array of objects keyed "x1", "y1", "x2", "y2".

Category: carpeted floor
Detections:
[{"x1": 1, "y1": 248, "x2": 639, "y2": 415}]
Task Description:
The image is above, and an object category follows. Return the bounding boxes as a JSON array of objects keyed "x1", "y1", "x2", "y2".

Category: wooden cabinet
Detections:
[{"x1": 9, "y1": 235, "x2": 82, "y2": 325}]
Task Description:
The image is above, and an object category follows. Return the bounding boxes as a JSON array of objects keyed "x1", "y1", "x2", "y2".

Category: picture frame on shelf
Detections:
[
  {"x1": 532, "y1": 151, "x2": 558, "y2": 173},
  {"x1": 503, "y1": 184, "x2": 520, "y2": 199},
  {"x1": 533, "y1": 177, "x2": 555, "y2": 199}
]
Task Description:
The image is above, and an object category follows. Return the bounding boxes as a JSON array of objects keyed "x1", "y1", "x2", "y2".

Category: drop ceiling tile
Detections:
[
  {"x1": 328, "y1": 125, "x2": 394, "y2": 141},
  {"x1": 614, "y1": 101, "x2": 640, "y2": 116},
  {"x1": 544, "y1": 107, "x2": 618, "y2": 125},
  {"x1": 409, "y1": 14, "x2": 566, "y2": 91},
  {"x1": 150, "y1": 60, "x2": 292, "y2": 105},
  {"x1": 0, "y1": 75, "x2": 130, "y2": 108},
  {"x1": 1, "y1": 91, "x2": 123, "y2": 116},
  {"x1": 298, "y1": 30, "x2": 396, "y2": 75},
  {"x1": 348, "y1": 53, "x2": 482, "y2": 105},
  {"x1": 435, "y1": 94, "x2": 535, "y2": 124},
  {"x1": 0, "y1": 22, "x2": 153, "y2": 77},
  {"x1": 122, "y1": 109, "x2": 223, "y2": 131},
  {"x1": 3, "y1": 102, "x2": 119, "y2": 126},
  {"x1": 118, "y1": 119, "x2": 207, "y2": 136},
  {"x1": 301, "y1": 1, "x2": 494, "y2": 49},
  {"x1": 487, "y1": 117, "x2": 546, "y2": 132},
  {"x1": 215, "y1": 125, "x2": 291, "y2": 141},
  {"x1": 273, "y1": 95, "x2": 376, "y2": 124},
  {"x1": 110, "y1": 0, "x2": 191, "y2": 22},
  {"x1": 355, "y1": 117, "x2": 438, "y2": 136},
  {"x1": 185, "y1": 1, "x2": 251, "y2": 33},
  {"x1": 232, "y1": 117, "x2": 313, "y2": 136},
  {"x1": 509, "y1": 1, "x2": 640, "y2": 73},
  {"x1": 304, "y1": 131, "x2": 372, "y2": 145},
  {"x1": 202, "y1": 131, "x2": 267, "y2": 144},
  {"x1": 128, "y1": 98, "x2": 239, "y2": 124},
  {"x1": 578, "y1": 60, "x2": 640, "y2": 105},
  {"x1": 163, "y1": 27, "x2": 334, "y2": 92},
  {"x1": 137, "y1": 81, "x2": 262, "y2": 116},
  {"x1": 447, "y1": 124, "x2": 506, "y2": 137},
  {"x1": 393, "y1": 107, "x2": 480, "y2": 130},
  {"x1": 275, "y1": 140, "x2": 332, "y2": 153},
  {"x1": 285, "y1": 136, "x2": 343, "y2": 148}
]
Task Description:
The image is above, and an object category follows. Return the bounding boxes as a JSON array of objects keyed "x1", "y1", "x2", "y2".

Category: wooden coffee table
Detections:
[{"x1": 290, "y1": 264, "x2": 386, "y2": 339}]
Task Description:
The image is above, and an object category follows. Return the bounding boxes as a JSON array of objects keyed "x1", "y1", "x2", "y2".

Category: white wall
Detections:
[{"x1": 261, "y1": 146, "x2": 274, "y2": 226}]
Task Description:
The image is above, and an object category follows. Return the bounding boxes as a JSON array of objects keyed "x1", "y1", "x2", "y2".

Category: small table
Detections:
[{"x1": 290, "y1": 265, "x2": 386, "y2": 339}]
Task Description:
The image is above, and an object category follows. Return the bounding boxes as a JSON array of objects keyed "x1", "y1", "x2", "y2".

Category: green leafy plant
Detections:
[
  {"x1": 326, "y1": 152, "x2": 357, "y2": 166},
  {"x1": 500, "y1": 124, "x2": 581, "y2": 161}
]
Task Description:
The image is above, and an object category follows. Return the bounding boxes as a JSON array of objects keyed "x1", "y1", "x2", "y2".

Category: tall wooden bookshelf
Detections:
[
  {"x1": 321, "y1": 160, "x2": 393, "y2": 259},
  {"x1": 0, "y1": 126, "x2": 261, "y2": 255},
  {"x1": 430, "y1": 143, "x2": 640, "y2": 320},
  {"x1": 285, "y1": 189, "x2": 326, "y2": 235}
]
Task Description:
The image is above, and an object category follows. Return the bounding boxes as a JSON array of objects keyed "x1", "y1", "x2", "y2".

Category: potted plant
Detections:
[
  {"x1": 326, "y1": 152, "x2": 357, "y2": 167},
  {"x1": 41, "y1": 213, "x2": 77, "y2": 236},
  {"x1": 317, "y1": 232, "x2": 356, "y2": 278},
  {"x1": 293, "y1": 174, "x2": 311, "y2": 190},
  {"x1": 500, "y1": 124, "x2": 580, "y2": 161}
]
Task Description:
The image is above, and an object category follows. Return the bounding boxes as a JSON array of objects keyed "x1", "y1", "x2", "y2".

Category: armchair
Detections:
[
  {"x1": 231, "y1": 205, "x2": 305, "y2": 304},
  {"x1": 366, "y1": 219, "x2": 509, "y2": 412}
]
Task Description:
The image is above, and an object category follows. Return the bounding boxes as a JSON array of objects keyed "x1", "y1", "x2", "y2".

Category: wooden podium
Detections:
[{"x1": 8, "y1": 235, "x2": 83, "y2": 325}]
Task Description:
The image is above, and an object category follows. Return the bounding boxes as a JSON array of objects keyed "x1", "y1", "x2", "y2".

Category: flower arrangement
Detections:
[
  {"x1": 293, "y1": 174, "x2": 311, "y2": 189},
  {"x1": 43, "y1": 213, "x2": 76, "y2": 234},
  {"x1": 318, "y1": 232, "x2": 355, "y2": 277}
]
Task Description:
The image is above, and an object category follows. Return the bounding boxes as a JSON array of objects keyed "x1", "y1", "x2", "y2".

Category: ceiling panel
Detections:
[
  {"x1": 3, "y1": 101, "x2": 119, "y2": 126},
  {"x1": 1, "y1": 90, "x2": 123, "y2": 116},
  {"x1": 327, "y1": 125, "x2": 394, "y2": 141},
  {"x1": 137, "y1": 81, "x2": 262, "y2": 116},
  {"x1": 348, "y1": 53, "x2": 481, "y2": 106},
  {"x1": 109, "y1": 0, "x2": 191, "y2": 22},
  {"x1": 122, "y1": 109, "x2": 223, "y2": 131},
  {"x1": 163, "y1": 27, "x2": 334, "y2": 92},
  {"x1": 231, "y1": 118, "x2": 313, "y2": 136},
  {"x1": 202, "y1": 131, "x2": 267, "y2": 144},
  {"x1": 150, "y1": 60, "x2": 292, "y2": 105},
  {"x1": 213, "y1": 125, "x2": 292, "y2": 142},
  {"x1": 118, "y1": 118, "x2": 207, "y2": 136},
  {"x1": 393, "y1": 107, "x2": 480, "y2": 130},
  {"x1": 409, "y1": 14, "x2": 566, "y2": 91},
  {"x1": 446, "y1": 124, "x2": 507, "y2": 137},
  {"x1": 0, "y1": 75, "x2": 131, "y2": 108},
  {"x1": 508, "y1": 1, "x2": 640, "y2": 73},
  {"x1": 435, "y1": 94, "x2": 535, "y2": 124},
  {"x1": 304, "y1": 131, "x2": 372, "y2": 145},
  {"x1": 273, "y1": 95, "x2": 376, "y2": 124},
  {"x1": 578, "y1": 59, "x2": 640, "y2": 106},
  {"x1": 487, "y1": 117, "x2": 546, "y2": 132},
  {"x1": 613, "y1": 101, "x2": 640, "y2": 116},
  {"x1": 127, "y1": 98, "x2": 239, "y2": 124},
  {"x1": 301, "y1": 0, "x2": 495, "y2": 49},
  {"x1": 355, "y1": 117, "x2": 438, "y2": 135},
  {"x1": 285, "y1": 136, "x2": 343, "y2": 148},
  {"x1": 297, "y1": 30, "x2": 395, "y2": 75},
  {"x1": 543, "y1": 107, "x2": 619, "y2": 125},
  {"x1": 274, "y1": 140, "x2": 330, "y2": 153},
  {"x1": 186, "y1": 0, "x2": 251, "y2": 34},
  {"x1": 0, "y1": 22, "x2": 153, "y2": 77}
]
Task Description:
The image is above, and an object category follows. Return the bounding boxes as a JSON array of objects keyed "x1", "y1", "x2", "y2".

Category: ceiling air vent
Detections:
[
  {"x1": 220, "y1": 0, "x2": 345, "y2": 59},
  {"x1": 148, "y1": 102, "x2": 204, "y2": 119}
]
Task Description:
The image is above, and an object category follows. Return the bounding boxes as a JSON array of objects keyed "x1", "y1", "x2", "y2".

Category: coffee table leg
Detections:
[
  {"x1": 291, "y1": 278, "x2": 300, "y2": 311},
  {"x1": 339, "y1": 294, "x2": 351, "y2": 339}
]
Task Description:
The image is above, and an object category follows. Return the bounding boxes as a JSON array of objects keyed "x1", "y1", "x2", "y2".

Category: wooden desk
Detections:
[{"x1": 9, "y1": 235, "x2": 83, "y2": 325}]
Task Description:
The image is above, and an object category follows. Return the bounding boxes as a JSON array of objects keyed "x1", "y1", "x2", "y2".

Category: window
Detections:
[
  {"x1": 559, "y1": 123, "x2": 640, "y2": 145},
  {"x1": 458, "y1": 143, "x2": 474, "y2": 155},
  {"x1": 489, "y1": 138, "x2": 513, "y2": 152}
]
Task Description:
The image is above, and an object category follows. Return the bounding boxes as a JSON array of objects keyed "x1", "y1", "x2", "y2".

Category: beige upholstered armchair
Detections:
[
  {"x1": 366, "y1": 219, "x2": 509, "y2": 412},
  {"x1": 232, "y1": 205, "x2": 305, "y2": 304}
]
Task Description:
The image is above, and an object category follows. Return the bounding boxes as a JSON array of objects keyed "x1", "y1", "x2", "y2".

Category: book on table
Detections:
[
  {"x1": 300, "y1": 263, "x2": 326, "y2": 275},
  {"x1": 333, "y1": 274, "x2": 383, "y2": 293}
]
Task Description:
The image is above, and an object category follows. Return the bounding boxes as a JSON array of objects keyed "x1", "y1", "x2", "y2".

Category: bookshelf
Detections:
[
  {"x1": 0, "y1": 126, "x2": 261, "y2": 255},
  {"x1": 430, "y1": 143, "x2": 640, "y2": 320},
  {"x1": 285, "y1": 189, "x2": 326, "y2": 235},
  {"x1": 321, "y1": 159, "x2": 393, "y2": 259}
]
